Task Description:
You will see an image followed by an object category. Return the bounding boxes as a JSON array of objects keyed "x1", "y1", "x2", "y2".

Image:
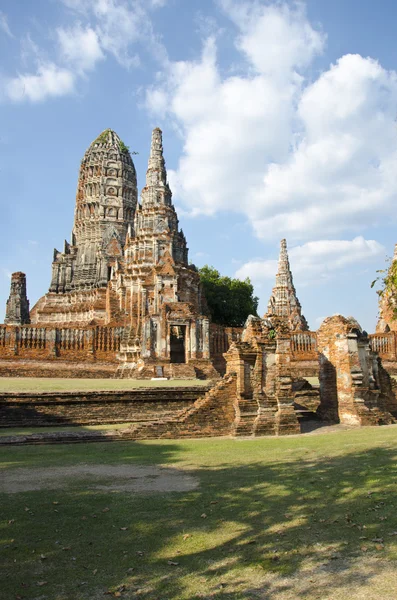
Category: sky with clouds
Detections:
[{"x1": 1, "y1": 0, "x2": 397, "y2": 331}]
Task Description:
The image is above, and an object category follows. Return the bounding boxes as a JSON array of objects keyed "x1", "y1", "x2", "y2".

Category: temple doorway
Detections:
[{"x1": 170, "y1": 325, "x2": 186, "y2": 363}]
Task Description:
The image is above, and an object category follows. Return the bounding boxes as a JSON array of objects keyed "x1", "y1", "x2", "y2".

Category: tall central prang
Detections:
[
  {"x1": 27, "y1": 126, "x2": 215, "y2": 377},
  {"x1": 50, "y1": 129, "x2": 137, "y2": 293}
]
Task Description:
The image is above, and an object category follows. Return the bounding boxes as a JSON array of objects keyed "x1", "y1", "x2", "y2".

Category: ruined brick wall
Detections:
[
  {"x1": 317, "y1": 315, "x2": 397, "y2": 425},
  {"x1": 317, "y1": 316, "x2": 359, "y2": 423},
  {"x1": 126, "y1": 374, "x2": 237, "y2": 439},
  {"x1": 0, "y1": 387, "x2": 209, "y2": 428},
  {"x1": 209, "y1": 324, "x2": 243, "y2": 375}
]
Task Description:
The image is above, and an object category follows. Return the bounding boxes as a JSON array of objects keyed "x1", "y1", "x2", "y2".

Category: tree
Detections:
[
  {"x1": 371, "y1": 256, "x2": 397, "y2": 320},
  {"x1": 199, "y1": 265, "x2": 259, "y2": 327}
]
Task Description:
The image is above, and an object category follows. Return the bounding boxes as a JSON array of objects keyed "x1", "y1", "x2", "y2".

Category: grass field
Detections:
[
  {"x1": 0, "y1": 377, "x2": 210, "y2": 393},
  {"x1": 2, "y1": 427, "x2": 397, "y2": 599}
]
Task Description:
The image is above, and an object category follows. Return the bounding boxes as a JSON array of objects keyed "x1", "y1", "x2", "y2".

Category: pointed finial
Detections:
[
  {"x1": 278, "y1": 238, "x2": 290, "y2": 272},
  {"x1": 144, "y1": 127, "x2": 168, "y2": 192},
  {"x1": 150, "y1": 127, "x2": 164, "y2": 159}
]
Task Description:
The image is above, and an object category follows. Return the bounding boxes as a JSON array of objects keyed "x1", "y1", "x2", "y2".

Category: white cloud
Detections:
[
  {"x1": 5, "y1": 63, "x2": 75, "y2": 102},
  {"x1": 4, "y1": 0, "x2": 166, "y2": 103},
  {"x1": 235, "y1": 237, "x2": 385, "y2": 287},
  {"x1": 221, "y1": 0, "x2": 324, "y2": 77},
  {"x1": 145, "y1": 0, "x2": 397, "y2": 241},
  {"x1": 57, "y1": 24, "x2": 104, "y2": 73},
  {"x1": 146, "y1": 0, "x2": 324, "y2": 219},
  {"x1": 251, "y1": 54, "x2": 397, "y2": 239},
  {"x1": 0, "y1": 11, "x2": 13, "y2": 38},
  {"x1": 61, "y1": 0, "x2": 167, "y2": 68}
]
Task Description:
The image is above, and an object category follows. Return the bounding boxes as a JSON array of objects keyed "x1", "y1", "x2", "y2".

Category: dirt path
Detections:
[
  {"x1": 242, "y1": 555, "x2": 397, "y2": 600},
  {"x1": 0, "y1": 464, "x2": 199, "y2": 494}
]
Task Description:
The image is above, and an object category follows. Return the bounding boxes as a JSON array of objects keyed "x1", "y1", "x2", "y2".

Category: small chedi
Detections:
[
  {"x1": 266, "y1": 238, "x2": 308, "y2": 331},
  {"x1": 2, "y1": 126, "x2": 397, "y2": 438}
]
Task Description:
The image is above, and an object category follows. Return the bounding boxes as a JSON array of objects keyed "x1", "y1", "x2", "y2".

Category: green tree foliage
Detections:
[
  {"x1": 199, "y1": 265, "x2": 259, "y2": 327},
  {"x1": 371, "y1": 256, "x2": 397, "y2": 319}
]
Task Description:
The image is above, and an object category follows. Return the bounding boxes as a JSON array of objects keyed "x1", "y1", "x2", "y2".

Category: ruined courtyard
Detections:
[{"x1": 2, "y1": 127, "x2": 397, "y2": 440}]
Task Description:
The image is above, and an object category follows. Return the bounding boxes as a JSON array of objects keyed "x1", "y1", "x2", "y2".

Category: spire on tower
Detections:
[
  {"x1": 141, "y1": 128, "x2": 172, "y2": 207},
  {"x1": 266, "y1": 239, "x2": 308, "y2": 330}
]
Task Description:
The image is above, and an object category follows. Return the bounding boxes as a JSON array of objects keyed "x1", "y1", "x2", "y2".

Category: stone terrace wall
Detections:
[
  {"x1": 370, "y1": 332, "x2": 397, "y2": 374},
  {"x1": 0, "y1": 387, "x2": 210, "y2": 428}
]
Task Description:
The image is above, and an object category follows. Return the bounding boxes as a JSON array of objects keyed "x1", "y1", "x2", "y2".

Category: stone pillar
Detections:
[
  {"x1": 190, "y1": 321, "x2": 197, "y2": 359},
  {"x1": 4, "y1": 272, "x2": 30, "y2": 326},
  {"x1": 10, "y1": 327, "x2": 19, "y2": 356},
  {"x1": 202, "y1": 318, "x2": 210, "y2": 359},
  {"x1": 186, "y1": 322, "x2": 191, "y2": 361},
  {"x1": 47, "y1": 328, "x2": 59, "y2": 358},
  {"x1": 254, "y1": 343, "x2": 278, "y2": 436},
  {"x1": 274, "y1": 336, "x2": 300, "y2": 435}
]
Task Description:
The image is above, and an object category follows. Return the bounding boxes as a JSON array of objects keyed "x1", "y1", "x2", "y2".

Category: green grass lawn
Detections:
[
  {"x1": 1, "y1": 427, "x2": 397, "y2": 599},
  {"x1": 0, "y1": 377, "x2": 210, "y2": 393}
]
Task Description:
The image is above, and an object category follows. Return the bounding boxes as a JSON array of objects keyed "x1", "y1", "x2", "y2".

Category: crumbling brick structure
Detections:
[{"x1": 317, "y1": 315, "x2": 397, "y2": 425}]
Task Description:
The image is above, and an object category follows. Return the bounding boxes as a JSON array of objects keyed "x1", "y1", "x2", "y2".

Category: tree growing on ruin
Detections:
[
  {"x1": 371, "y1": 256, "x2": 397, "y2": 319},
  {"x1": 199, "y1": 265, "x2": 259, "y2": 327}
]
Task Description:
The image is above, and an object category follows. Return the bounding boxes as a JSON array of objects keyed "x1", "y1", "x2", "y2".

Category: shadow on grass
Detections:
[{"x1": 2, "y1": 439, "x2": 397, "y2": 598}]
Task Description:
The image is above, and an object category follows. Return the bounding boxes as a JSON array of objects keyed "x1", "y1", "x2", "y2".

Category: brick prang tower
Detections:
[
  {"x1": 5, "y1": 272, "x2": 30, "y2": 325},
  {"x1": 50, "y1": 129, "x2": 137, "y2": 293}
]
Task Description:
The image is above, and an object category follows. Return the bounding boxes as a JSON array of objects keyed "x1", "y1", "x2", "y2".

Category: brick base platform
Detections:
[
  {"x1": 0, "y1": 359, "x2": 118, "y2": 379},
  {"x1": 0, "y1": 387, "x2": 211, "y2": 428}
]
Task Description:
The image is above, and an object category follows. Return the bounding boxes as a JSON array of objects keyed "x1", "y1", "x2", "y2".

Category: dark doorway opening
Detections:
[
  {"x1": 170, "y1": 325, "x2": 186, "y2": 363},
  {"x1": 107, "y1": 266, "x2": 112, "y2": 282}
]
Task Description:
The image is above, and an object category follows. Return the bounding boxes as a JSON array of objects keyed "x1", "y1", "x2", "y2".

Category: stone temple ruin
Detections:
[{"x1": 1, "y1": 127, "x2": 397, "y2": 438}]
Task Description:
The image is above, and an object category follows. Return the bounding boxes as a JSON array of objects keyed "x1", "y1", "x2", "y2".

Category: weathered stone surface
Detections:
[{"x1": 5, "y1": 273, "x2": 30, "y2": 326}]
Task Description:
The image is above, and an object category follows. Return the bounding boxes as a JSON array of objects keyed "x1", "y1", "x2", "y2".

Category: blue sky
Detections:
[{"x1": 1, "y1": 0, "x2": 397, "y2": 332}]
